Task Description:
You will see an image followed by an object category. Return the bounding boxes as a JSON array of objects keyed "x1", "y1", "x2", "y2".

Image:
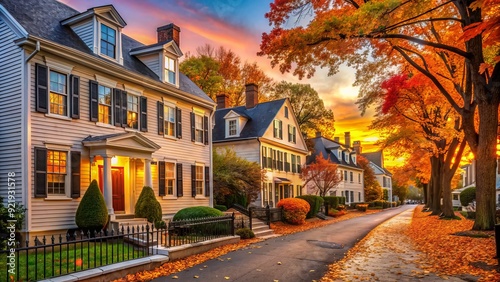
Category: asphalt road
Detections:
[{"x1": 153, "y1": 205, "x2": 417, "y2": 282}]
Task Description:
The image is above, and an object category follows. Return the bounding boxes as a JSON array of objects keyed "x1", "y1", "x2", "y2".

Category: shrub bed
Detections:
[
  {"x1": 322, "y1": 196, "x2": 341, "y2": 209},
  {"x1": 236, "y1": 228, "x2": 255, "y2": 239},
  {"x1": 328, "y1": 209, "x2": 346, "y2": 217},
  {"x1": 75, "y1": 180, "x2": 108, "y2": 234},
  {"x1": 173, "y1": 206, "x2": 223, "y2": 221},
  {"x1": 277, "y1": 198, "x2": 310, "y2": 225},
  {"x1": 356, "y1": 204, "x2": 368, "y2": 212},
  {"x1": 214, "y1": 205, "x2": 228, "y2": 211},
  {"x1": 296, "y1": 195, "x2": 324, "y2": 218}
]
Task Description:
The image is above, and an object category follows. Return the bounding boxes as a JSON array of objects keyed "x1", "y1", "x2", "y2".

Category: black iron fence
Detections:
[
  {"x1": 2, "y1": 215, "x2": 236, "y2": 281},
  {"x1": 167, "y1": 214, "x2": 235, "y2": 247},
  {"x1": 232, "y1": 205, "x2": 283, "y2": 229},
  {"x1": 1, "y1": 225, "x2": 166, "y2": 282}
]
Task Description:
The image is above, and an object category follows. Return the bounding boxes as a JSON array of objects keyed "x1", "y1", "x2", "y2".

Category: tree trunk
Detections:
[
  {"x1": 440, "y1": 172, "x2": 455, "y2": 218},
  {"x1": 422, "y1": 183, "x2": 429, "y2": 207},
  {"x1": 473, "y1": 102, "x2": 499, "y2": 230},
  {"x1": 430, "y1": 156, "x2": 442, "y2": 215}
]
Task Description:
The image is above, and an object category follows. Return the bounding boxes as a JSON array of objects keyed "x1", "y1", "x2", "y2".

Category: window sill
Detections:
[
  {"x1": 163, "y1": 135, "x2": 178, "y2": 141},
  {"x1": 193, "y1": 142, "x2": 206, "y2": 147},
  {"x1": 124, "y1": 127, "x2": 139, "y2": 133},
  {"x1": 44, "y1": 196, "x2": 73, "y2": 201},
  {"x1": 162, "y1": 195, "x2": 177, "y2": 200},
  {"x1": 194, "y1": 195, "x2": 206, "y2": 200},
  {"x1": 96, "y1": 122, "x2": 116, "y2": 129},
  {"x1": 45, "y1": 113, "x2": 72, "y2": 121}
]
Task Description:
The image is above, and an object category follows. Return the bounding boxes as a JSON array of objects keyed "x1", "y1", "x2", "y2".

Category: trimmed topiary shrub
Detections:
[
  {"x1": 460, "y1": 187, "x2": 476, "y2": 207},
  {"x1": 236, "y1": 227, "x2": 255, "y2": 239},
  {"x1": 173, "y1": 206, "x2": 223, "y2": 221},
  {"x1": 135, "y1": 186, "x2": 162, "y2": 224},
  {"x1": 277, "y1": 198, "x2": 310, "y2": 225},
  {"x1": 214, "y1": 205, "x2": 228, "y2": 211},
  {"x1": 296, "y1": 195, "x2": 324, "y2": 218},
  {"x1": 76, "y1": 180, "x2": 108, "y2": 234},
  {"x1": 322, "y1": 196, "x2": 340, "y2": 210}
]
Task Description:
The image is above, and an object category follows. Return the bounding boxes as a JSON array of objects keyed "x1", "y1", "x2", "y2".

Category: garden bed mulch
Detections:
[{"x1": 113, "y1": 209, "x2": 381, "y2": 281}]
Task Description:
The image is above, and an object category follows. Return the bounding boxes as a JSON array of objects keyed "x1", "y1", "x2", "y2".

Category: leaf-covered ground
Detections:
[
  {"x1": 320, "y1": 206, "x2": 500, "y2": 282},
  {"x1": 114, "y1": 209, "x2": 380, "y2": 281}
]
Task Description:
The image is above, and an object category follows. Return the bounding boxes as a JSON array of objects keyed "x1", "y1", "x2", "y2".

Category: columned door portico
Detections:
[{"x1": 83, "y1": 132, "x2": 161, "y2": 216}]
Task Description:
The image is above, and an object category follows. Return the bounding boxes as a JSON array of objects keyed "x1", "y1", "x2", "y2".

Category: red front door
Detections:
[{"x1": 98, "y1": 166, "x2": 125, "y2": 212}]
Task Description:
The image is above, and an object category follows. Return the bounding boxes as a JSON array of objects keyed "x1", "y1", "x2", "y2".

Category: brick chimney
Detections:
[
  {"x1": 344, "y1": 132, "x2": 351, "y2": 148},
  {"x1": 353, "y1": 140, "x2": 362, "y2": 154},
  {"x1": 216, "y1": 94, "x2": 229, "y2": 110},
  {"x1": 315, "y1": 132, "x2": 322, "y2": 138},
  {"x1": 334, "y1": 137, "x2": 340, "y2": 143},
  {"x1": 245, "y1": 83, "x2": 258, "y2": 109},
  {"x1": 157, "y1": 23, "x2": 180, "y2": 46}
]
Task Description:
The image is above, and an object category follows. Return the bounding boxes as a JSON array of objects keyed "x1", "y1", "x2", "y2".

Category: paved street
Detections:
[{"x1": 152, "y1": 205, "x2": 416, "y2": 282}]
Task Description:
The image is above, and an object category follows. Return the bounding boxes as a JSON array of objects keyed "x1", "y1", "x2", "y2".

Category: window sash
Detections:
[
  {"x1": 195, "y1": 165, "x2": 203, "y2": 195},
  {"x1": 228, "y1": 120, "x2": 237, "y2": 136},
  {"x1": 164, "y1": 106, "x2": 176, "y2": 137},
  {"x1": 195, "y1": 114, "x2": 204, "y2": 143},
  {"x1": 127, "y1": 95, "x2": 139, "y2": 129},
  {"x1": 100, "y1": 24, "x2": 116, "y2": 58},
  {"x1": 165, "y1": 57, "x2": 176, "y2": 84},
  {"x1": 47, "y1": 150, "x2": 67, "y2": 195},
  {"x1": 98, "y1": 85, "x2": 112, "y2": 124},
  {"x1": 166, "y1": 162, "x2": 175, "y2": 195},
  {"x1": 49, "y1": 71, "x2": 68, "y2": 116}
]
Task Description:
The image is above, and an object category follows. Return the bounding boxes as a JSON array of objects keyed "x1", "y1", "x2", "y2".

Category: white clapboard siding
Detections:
[
  {"x1": 29, "y1": 54, "x2": 210, "y2": 231},
  {"x1": 137, "y1": 54, "x2": 161, "y2": 78},
  {"x1": 0, "y1": 18, "x2": 23, "y2": 203},
  {"x1": 70, "y1": 19, "x2": 94, "y2": 52}
]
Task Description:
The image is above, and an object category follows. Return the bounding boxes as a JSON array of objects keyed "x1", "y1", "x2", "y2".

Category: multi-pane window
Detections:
[
  {"x1": 291, "y1": 154, "x2": 296, "y2": 173},
  {"x1": 268, "y1": 148, "x2": 273, "y2": 169},
  {"x1": 228, "y1": 119, "x2": 237, "y2": 136},
  {"x1": 344, "y1": 171, "x2": 348, "y2": 182},
  {"x1": 383, "y1": 176, "x2": 387, "y2": 187},
  {"x1": 49, "y1": 71, "x2": 67, "y2": 116},
  {"x1": 164, "y1": 105, "x2": 176, "y2": 137},
  {"x1": 195, "y1": 165, "x2": 204, "y2": 195},
  {"x1": 100, "y1": 24, "x2": 116, "y2": 58},
  {"x1": 165, "y1": 56, "x2": 176, "y2": 84},
  {"x1": 284, "y1": 106, "x2": 289, "y2": 118},
  {"x1": 273, "y1": 119, "x2": 282, "y2": 139},
  {"x1": 278, "y1": 151, "x2": 283, "y2": 171},
  {"x1": 98, "y1": 85, "x2": 112, "y2": 124},
  {"x1": 262, "y1": 146, "x2": 267, "y2": 168},
  {"x1": 127, "y1": 95, "x2": 139, "y2": 129},
  {"x1": 166, "y1": 162, "x2": 175, "y2": 195},
  {"x1": 288, "y1": 125, "x2": 296, "y2": 143},
  {"x1": 47, "y1": 150, "x2": 67, "y2": 195},
  {"x1": 195, "y1": 114, "x2": 204, "y2": 143},
  {"x1": 350, "y1": 172, "x2": 353, "y2": 182}
]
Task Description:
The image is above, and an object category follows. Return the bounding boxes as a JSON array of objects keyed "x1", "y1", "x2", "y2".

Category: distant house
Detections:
[
  {"x1": 461, "y1": 160, "x2": 500, "y2": 204},
  {"x1": 306, "y1": 132, "x2": 364, "y2": 204},
  {"x1": 212, "y1": 84, "x2": 309, "y2": 207},
  {"x1": 0, "y1": 0, "x2": 215, "y2": 238},
  {"x1": 361, "y1": 149, "x2": 393, "y2": 202}
]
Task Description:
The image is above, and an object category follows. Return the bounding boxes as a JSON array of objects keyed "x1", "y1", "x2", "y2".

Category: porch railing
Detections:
[{"x1": 167, "y1": 214, "x2": 235, "y2": 247}]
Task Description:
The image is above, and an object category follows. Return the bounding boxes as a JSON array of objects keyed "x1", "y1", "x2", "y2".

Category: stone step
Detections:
[{"x1": 253, "y1": 229, "x2": 275, "y2": 238}]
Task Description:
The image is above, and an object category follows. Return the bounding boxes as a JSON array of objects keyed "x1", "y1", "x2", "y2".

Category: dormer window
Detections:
[
  {"x1": 345, "y1": 153, "x2": 350, "y2": 163},
  {"x1": 228, "y1": 119, "x2": 237, "y2": 136},
  {"x1": 100, "y1": 24, "x2": 116, "y2": 58},
  {"x1": 165, "y1": 56, "x2": 176, "y2": 84}
]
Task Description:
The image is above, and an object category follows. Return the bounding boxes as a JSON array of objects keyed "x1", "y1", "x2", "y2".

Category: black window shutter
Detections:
[
  {"x1": 176, "y1": 107, "x2": 182, "y2": 139},
  {"x1": 140, "y1": 96, "x2": 147, "y2": 132},
  {"x1": 158, "y1": 161, "x2": 166, "y2": 196},
  {"x1": 204, "y1": 166, "x2": 210, "y2": 197},
  {"x1": 35, "y1": 64, "x2": 48, "y2": 113},
  {"x1": 34, "y1": 147, "x2": 47, "y2": 198},
  {"x1": 273, "y1": 121, "x2": 276, "y2": 138},
  {"x1": 89, "y1": 80, "x2": 99, "y2": 121},
  {"x1": 157, "y1": 101, "x2": 164, "y2": 135},
  {"x1": 279, "y1": 121, "x2": 283, "y2": 139},
  {"x1": 176, "y1": 163, "x2": 183, "y2": 197},
  {"x1": 190, "y1": 112, "x2": 195, "y2": 142},
  {"x1": 191, "y1": 165, "x2": 196, "y2": 197},
  {"x1": 70, "y1": 151, "x2": 81, "y2": 198},
  {"x1": 288, "y1": 124, "x2": 291, "y2": 142},
  {"x1": 262, "y1": 146, "x2": 267, "y2": 168},
  {"x1": 70, "y1": 75, "x2": 80, "y2": 119},
  {"x1": 121, "y1": 91, "x2": 127, "y2": 128},
  {"x1": 203, "y1": 116, "x2": 209, "y2": 145},
  {"x1": 113, "y1": 89, "x2": 122, "y2": 127},
  {"x1": 293, "y1": 126, "x2": 296, "y2": 143}
]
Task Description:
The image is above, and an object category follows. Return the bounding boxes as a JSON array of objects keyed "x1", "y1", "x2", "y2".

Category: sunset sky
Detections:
[{"x1": 61, "y1": 0, "x2": 385, "y2": 159}]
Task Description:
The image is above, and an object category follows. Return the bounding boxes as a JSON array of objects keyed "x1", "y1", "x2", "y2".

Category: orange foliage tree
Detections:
[
  {"x1": 259, "y1": 0, "x2": 500, "y2": 230},
  {"x1": 301, "y1": 154, "x2": 341, "y2": 197},
  {"x1": 356, "y1": 155, "x2": 382, "y2": 202}
]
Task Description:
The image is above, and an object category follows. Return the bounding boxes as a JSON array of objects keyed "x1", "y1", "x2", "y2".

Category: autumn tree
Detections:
[
  {"x1": 259, "y1": 1, "x2": 500, "y2": 229},
  {"x1": 302, "y1": 155, "x2": 341, "y2": 197},
  {"x1": 182, "y1": 44, "x2": 274, "y2": 106},
  {"x1": 213, "y1": 148, "x2": 266, "y2": 206},
  {"x1": 268, "y1": 81, "x2": 335, "y2": 139},
  {"x1": 357, "y1": 155, "x2": 382, "y2": 202}
]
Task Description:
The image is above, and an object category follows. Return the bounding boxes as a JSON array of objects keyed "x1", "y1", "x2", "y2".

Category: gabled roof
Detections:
[
  {"x1": 0, "y1": 0, "x2": 213, "y2": 104},
  {"x1": 306, "y1": 136, "x2": 362, "y2": 170},
  {"x1": 369, "y1": 161, "x2": 393, "y2": 177},
  {"x1": 61, "y1": 5, "x2": 127, "y2": 28},
  {"x1": 363, "y1": 151, "x2": 383, "y2": 168},
  {"x1": 213, "y1": 99, "x2": 287, "y2": 141}
]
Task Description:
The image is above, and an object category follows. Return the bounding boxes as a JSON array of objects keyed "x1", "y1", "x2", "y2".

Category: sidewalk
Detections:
[{"x1": 321, "y1": 209, "x2": 474, "y2": 282}]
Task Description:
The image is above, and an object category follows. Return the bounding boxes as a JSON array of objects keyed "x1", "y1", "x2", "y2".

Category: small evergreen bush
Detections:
[
  {"x1": 356, "y1": 204, "x2": 368, "y2": 212},
  {"x1": 214, "y1": 205, "x2": 228, "y2": 211},
  {"x1": 322, "y1": 196, "x2": 340, "y2": 209},
  {"x1": 382, "y1": 201, "x2": 391, "y2": 209},
  {"x1": 173, "y1": 206, "x2": 223, "y2": 221},
  {"x1": 75, "y1": 180, "x2": 108, "y2": 234},
  {"x1": 277, "y1": 198, "x2": 310, "y2": 225},
  {"x1": 296, "y1": 195, "x2": 324, "y2": 218},
  {"x1": 373, "y1": 200, "x2": 384, "y2": 207},
  {"x1": 135, "y1": 186, "x2": 162, "y2": 224},
  {"x1": 328, "y1": 209, "x2": 346, "y2": 217},
  {"x1": 460, "y1": 187, "x2": 476, "y2": 207},
  {"x1": 236, "y1": 227, "x2": 255, "y2": 239}
]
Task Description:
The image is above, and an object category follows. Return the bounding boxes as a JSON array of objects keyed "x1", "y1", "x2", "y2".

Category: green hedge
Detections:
[
  {"x1": 173, "y1": 206, "x2": 223, "y2": 221},
  {"x1": 339, "y1": 197, "x2": 346, "y2": 205},
  {"x1": 322, "y1": 196, "x2": 340, "y2": 209},
  {"x1": 214, "y1": 205, "x2": 228, "y2": 211},
  {"x1": 460, "y1": 187, "x2": 476, "y2": 206},
  {"x1": 349, "y1": 202, "x2": 366, "y2": 209},
  {"x1": 296, "y1": 195, "x2": 324, "y2": 218}
]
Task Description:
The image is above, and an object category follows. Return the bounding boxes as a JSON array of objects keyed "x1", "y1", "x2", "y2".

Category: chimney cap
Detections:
[
  {"x1": 157, "y1": 23, "x2": 180, "y2": 32},
  {"x1": 315, "y1": 132, "x2": 322, "y2": 138}
]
